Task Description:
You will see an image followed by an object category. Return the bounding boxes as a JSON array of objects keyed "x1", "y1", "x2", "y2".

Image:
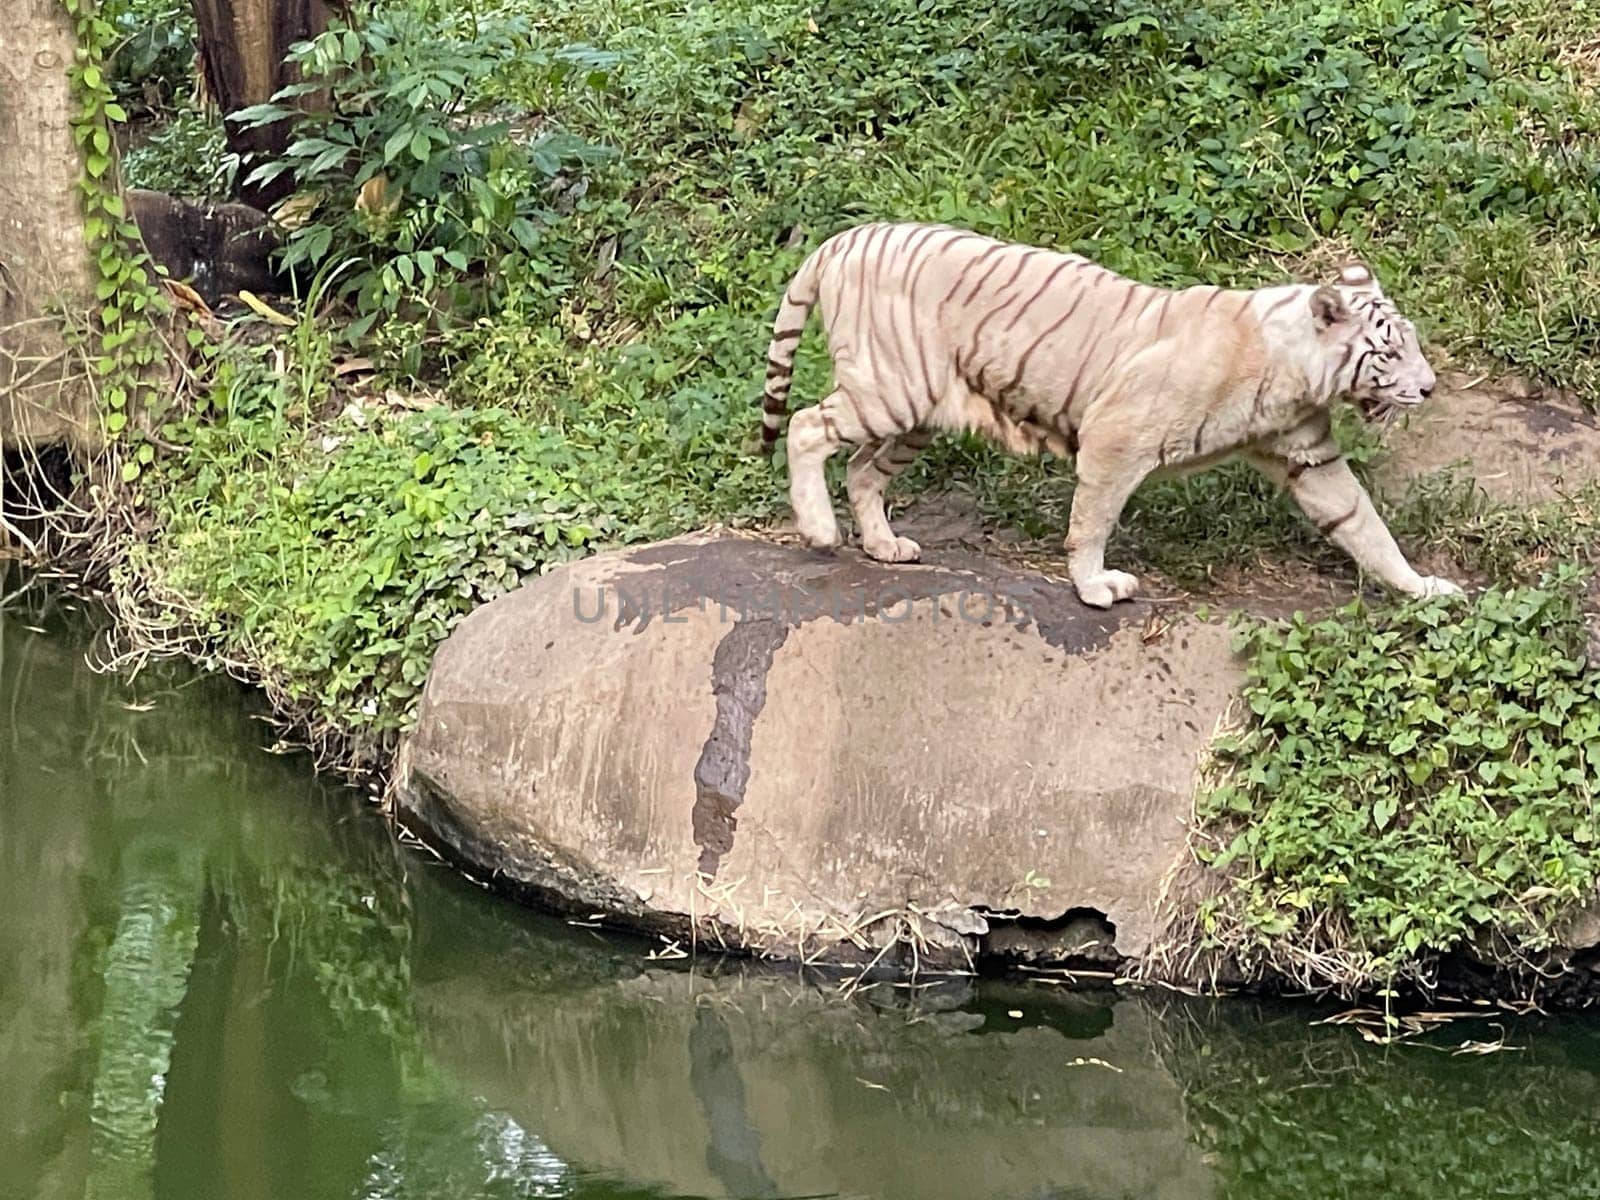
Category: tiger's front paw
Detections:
[
  {"x1": 1075, "y1": 569, "x2": 1140, "y2": 609},
  {"x1": 863, "y1": 534, "x2": 922, "y2": 563},
  {"x1": 1416, "y1": 575, "x2": 1464, "y2": 598}
]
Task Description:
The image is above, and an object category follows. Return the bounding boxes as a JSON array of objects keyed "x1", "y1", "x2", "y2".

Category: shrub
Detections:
[
  {"x1": 104, "y1": 0, "x2": 196, "y2": 116},
  {"x1": 231, "y1": 6, "x2": 619, "y2": 367},
  {"x1": 1194, "y1": 566, "x2": 1600, "y2": 994}
]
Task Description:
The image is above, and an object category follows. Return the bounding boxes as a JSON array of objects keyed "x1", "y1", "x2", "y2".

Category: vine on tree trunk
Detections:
[{"x1": 59, "y1": 0, "x2": 188, "y2": 478}]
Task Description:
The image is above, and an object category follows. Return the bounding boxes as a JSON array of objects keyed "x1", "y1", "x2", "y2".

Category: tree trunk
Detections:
[
  {"x1": 190, "y1": 0, "x2": 338, "y2": 211},
  {"x1": 0, "y1": 1, "x2": 99, "y2": 453}
]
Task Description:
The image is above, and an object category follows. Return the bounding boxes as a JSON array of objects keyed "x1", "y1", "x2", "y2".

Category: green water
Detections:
[{"x1": 8, "y1": 584, "x2": 1600, "y2": 1200}]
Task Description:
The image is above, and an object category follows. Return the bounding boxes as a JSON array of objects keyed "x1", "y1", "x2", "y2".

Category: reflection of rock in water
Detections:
[
  {"x1": 416, "y1": 962, "x2": 1216, "y2": 1200},
  {"x1": 689, "y1": 1007, "x2": 779, "y2": 1200}
]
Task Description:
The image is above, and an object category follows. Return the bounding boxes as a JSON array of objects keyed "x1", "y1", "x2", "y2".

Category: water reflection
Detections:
[
  {"x1": 413, "y1": 922, "x2": 1211, "y2": 1200},
  {"x1": 5, "y1": 579, "x2": 1600, "y2": 1200}
]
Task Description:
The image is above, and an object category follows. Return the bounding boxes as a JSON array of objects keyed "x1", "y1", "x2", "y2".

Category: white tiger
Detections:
[{"x1": 757, "y1": 221, "x2": 1461, "y2": 608}]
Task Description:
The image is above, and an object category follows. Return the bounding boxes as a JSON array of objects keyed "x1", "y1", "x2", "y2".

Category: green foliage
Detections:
[
  {"x1": 122, "y1": 106, "x2": 235, "y2": 197},
  {"x1": 103, "y1": 0, "x2": 196, "y2": 116},
  {"x1": 511, "y1": 0, "x2": 1599, "y2": 396},
  {"x1": 124, "y1": 321, "x2": 775, "y2": 754},
  {"x1": 1389, "y1": 470, "x2": 1600, "y2": 586},
  {"x1": 102, "y1": 0, "x2": 229, "y2": 197},
  {"x1": 230, "y1": 6, "x2": 618, "y2": 367},
  {"x1": 116, "y1": 0, "x2": 1599, "y2": 767},
  {"x1": 1195, "y1": 566, "x2": 1600, "y2": 992}
]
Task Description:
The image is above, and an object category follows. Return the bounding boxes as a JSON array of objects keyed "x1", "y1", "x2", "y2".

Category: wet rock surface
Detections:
[{"x1": 396, "y1": 533, "x2": 1240, "y2": 971}]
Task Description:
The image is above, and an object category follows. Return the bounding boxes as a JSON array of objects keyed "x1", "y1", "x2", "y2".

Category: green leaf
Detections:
[
  {"x1": 1387, "y1": 729, "x2": 1419, "y2": 755},
  {"x1": 1373, "y1": 795, "x2": 1398, "y2": 831},
  {"x1": 385, "y1": 126, "x2": 413, "y2": 163}
]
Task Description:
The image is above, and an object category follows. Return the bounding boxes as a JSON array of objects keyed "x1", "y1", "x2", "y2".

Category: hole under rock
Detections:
[{"x1": 978, "y1": 905, "x2": 1120, "y2": 969}]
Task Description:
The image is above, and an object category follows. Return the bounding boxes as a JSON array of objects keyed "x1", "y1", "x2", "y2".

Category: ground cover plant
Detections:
[{"x1": 1188, "y1": 565, "x2": 1600, "y2": 997}]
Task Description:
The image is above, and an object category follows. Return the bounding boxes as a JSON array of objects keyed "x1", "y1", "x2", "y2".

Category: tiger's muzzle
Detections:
[{"x1": 1358, "y1": 390, "x2": 1429, "y2": 424}]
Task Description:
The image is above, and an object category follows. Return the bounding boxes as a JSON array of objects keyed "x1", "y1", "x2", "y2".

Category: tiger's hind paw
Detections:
[
  {"x1": 863, "y1": 534, "x2": 922, "y2": 563},
  {"x1": 1075, "y1": 569, "x2": 1140, "y2": 609},
  {"x1": 796, "y1": 516, "x2": 843, "y2": 551}
]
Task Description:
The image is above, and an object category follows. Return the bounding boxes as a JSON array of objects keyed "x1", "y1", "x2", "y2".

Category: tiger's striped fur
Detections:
[{"x1": 758, "y1": 221, "x2": 1460, "y2": 608}]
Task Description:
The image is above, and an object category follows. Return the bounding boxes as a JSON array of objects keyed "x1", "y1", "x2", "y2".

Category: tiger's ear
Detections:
[
  {"x1": 1336, "y1": 260, "x2": 1381, "y2": 294},
  {"x1": 1309, "y1": 285, "x2": 1349, "y2": 330}
]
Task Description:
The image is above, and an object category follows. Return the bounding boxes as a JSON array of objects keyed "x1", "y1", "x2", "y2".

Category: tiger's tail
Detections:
[{"x1": 758, "y1": 245, "x2": 824, "y2": 454}]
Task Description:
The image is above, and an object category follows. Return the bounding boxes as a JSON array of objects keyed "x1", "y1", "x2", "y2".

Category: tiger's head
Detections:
[{"x1": 1310, "y1": 262, "x2": 1436, "y2": 423}]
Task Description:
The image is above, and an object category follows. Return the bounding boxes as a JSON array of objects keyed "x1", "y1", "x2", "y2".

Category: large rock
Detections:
[
  {"x1": 127, "y1": 189, "x2": 283, "y2": 307},
  {"x1": 393, "y1": 380, "x2": 1600, "y2": 985},
  {"x1": 395, "y1": 534, "x2": 1242, "y2": 971}
]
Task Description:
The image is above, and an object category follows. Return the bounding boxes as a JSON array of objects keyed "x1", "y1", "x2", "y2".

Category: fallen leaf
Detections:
[
  {"x1": 271, "y1": 190, "x2": 322, "y2": 230},
  {"x1": 162, "y1": 278, "x2": 212, "y2": 319},
  {"x1": 238, "y1": 290, "x2": 296, "y2": 327},
  {"x1": 1453, "y1": 1040, "x2": 1516, "y2": 1055},
  {"x1": 356, "y1": 173, "x2": 396, "y2": 218},
  {"x1": 595, "y1": 236, "x2": 618, "y2": 281},
  {"x1": 382, "y1": 388, "x2": 437, "y2": 411}
]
